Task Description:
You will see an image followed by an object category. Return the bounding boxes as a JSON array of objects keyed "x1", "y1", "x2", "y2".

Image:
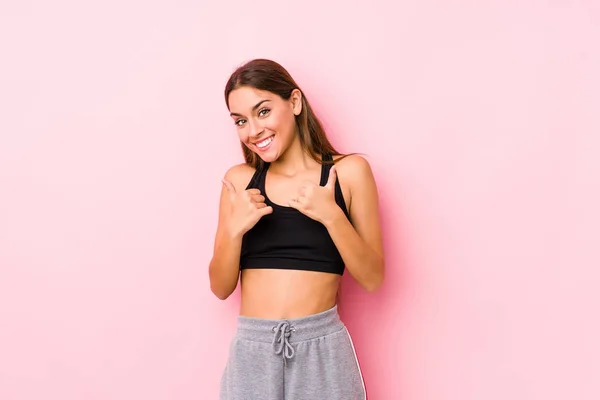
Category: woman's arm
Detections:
[
  {"x1": 325, "y1": 155, "x2": 385, "y2": 292},
  {"x1": 208, "y1": 164, "x2": 254, "y2": 300}
]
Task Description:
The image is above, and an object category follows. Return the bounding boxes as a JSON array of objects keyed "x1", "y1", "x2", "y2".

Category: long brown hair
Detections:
[{"x1": 224, "y1": 59, "x2": 344, "y2": 170}]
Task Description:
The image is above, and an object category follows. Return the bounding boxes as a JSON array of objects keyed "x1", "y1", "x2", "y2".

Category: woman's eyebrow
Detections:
[{"x1": 230, "y1": 99, "x2": 271, "y2": 117}]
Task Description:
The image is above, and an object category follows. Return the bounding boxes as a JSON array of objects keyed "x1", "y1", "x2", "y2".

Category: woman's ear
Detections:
[{"x1": 290, "y1": 89, "x2": 303, "y2": 116}]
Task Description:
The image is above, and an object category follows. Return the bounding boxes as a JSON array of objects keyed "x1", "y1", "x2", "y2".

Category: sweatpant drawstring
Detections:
[{"x1": 272, "y1": 321, "x2": 295, "y2": 365}]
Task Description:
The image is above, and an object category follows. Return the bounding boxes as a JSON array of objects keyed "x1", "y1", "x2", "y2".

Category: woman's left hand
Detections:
[{"x1": 288, "y1": 166, "x2": 342, "y2": 225}]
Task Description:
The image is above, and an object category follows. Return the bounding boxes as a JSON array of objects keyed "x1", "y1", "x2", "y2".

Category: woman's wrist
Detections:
[
  {"x1": 322, "y1": 206, "x2": 346, "y2": 229},
  {"x1": 225, "y1": 223, "x2": 244, "y2": 241}
]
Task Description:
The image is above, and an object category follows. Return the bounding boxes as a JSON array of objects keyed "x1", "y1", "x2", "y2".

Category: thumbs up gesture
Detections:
[
  {"x1": 222, "y1": 179, "x2": 273, "y2": 237},
  {"x1": 288, "y1": 166, "x2": 341, "y2": 225}
]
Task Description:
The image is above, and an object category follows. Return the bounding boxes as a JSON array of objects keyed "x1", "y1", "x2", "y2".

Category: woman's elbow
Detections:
[
  {"x1": 363, "y1": 276, "x2": 383, "y2": 293},
  {"x1": 209, "y1": 278, "x2": 236, "y2": 300},
  {"x1": 208, "y1": 266, "x2": 237, "y2": 300},
  {"x1": 363, "y1": 257, "x2": 385, "y2": 293},
  {"x1": 211, "y1": 285, "x2": 233, "y2": 300}
]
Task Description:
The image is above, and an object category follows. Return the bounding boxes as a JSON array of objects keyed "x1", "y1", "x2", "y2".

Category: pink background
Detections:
[{"x1": 1, "y1": 1, "x2": 599, "y2": 399}]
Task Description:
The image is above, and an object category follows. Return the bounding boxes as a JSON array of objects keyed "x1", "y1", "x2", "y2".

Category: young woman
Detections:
[{"x1": 209, "y1": 59, "x2": 384, "y2": 400}]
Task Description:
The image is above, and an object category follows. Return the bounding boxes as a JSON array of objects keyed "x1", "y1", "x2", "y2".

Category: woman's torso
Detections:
[
  {"x1": 235, "y1": 155, "x2": 351, "y2": 319},
  {"x1": 239, "y1": 269, "x2": 340, "y2": 319}
]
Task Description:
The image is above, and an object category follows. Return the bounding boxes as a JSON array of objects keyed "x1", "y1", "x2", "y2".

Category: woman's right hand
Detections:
[{"x1": 222, "y1": 179, "x2": 273, "y2": 237}]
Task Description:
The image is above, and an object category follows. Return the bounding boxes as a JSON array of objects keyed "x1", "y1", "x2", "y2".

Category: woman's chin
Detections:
[
  {"x1": 257, "y1": 152, "x2": 278, "y2": 163},
  {"x1": 254, "y1": 147, "x2": 280, "y2": 163}
]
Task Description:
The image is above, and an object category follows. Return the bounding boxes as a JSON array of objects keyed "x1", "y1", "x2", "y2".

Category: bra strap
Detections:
[
  {"x1": 246, "y1": 162, "x2": 270, "y2": 190},
  {"x1": 321, "y1": 153, "x2": 350, "y2": 217},
  {"x1": 319, "y1": 153, "x2": 334, "y2": 186}
]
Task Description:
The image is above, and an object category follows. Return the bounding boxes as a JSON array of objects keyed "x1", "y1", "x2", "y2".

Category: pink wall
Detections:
[{"x1": 1, "y1": 1, "x2": 599, "y2": 399}]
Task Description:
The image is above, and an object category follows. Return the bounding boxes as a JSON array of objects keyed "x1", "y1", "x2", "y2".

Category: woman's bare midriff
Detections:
[{"x1": 239, "y1": 268, "x2": 341, "y2": 319}]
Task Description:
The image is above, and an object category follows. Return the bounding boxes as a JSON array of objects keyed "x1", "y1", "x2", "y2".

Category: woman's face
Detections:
[{"x1": 228, "y1": 86, "x2": 302, "y2": 163}]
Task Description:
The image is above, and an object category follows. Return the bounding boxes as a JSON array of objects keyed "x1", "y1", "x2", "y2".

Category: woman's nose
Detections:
[{"x1": 248, "y1": 119, "x2": 263, "y2": 137}]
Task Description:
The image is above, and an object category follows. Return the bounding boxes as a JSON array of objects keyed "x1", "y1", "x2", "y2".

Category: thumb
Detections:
[
  {"x1": 325, "y1": 165, "x2": 337, "y2": 189},
  {"x1": 221, "y1": 179, "x2": 236, "y2": 197},
  {"x1": 259, "y1": 205, "x2": 274, "y2": 216}
]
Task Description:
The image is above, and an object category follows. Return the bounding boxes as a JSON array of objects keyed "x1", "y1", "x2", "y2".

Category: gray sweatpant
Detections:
[{"x1": 219, "y1": 305, "x2": 366, "y2": 400}]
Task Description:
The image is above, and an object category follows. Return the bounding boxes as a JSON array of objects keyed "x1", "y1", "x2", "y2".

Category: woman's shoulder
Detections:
[
  {"x1": 332, "y1": 154, "x2": 379, "y2": 214},
  {"x1": 333, "y1": 153, "x2": 371, "y2": 168},
  {"x1": 332, "y1": 154, "x2": 375, "y2": 185},
  {"x1": 223, "y1": 163, "x2": 257, "y2": 192}
]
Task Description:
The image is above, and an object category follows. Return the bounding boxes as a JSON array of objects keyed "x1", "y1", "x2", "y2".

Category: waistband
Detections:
[{"x1": 236, "y1": 305, "x2": 344, "y2": 361}]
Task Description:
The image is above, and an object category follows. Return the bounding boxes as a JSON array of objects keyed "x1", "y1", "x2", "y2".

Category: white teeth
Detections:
[{"x1": 256, "y1": 136, "x2": 273, "y2": 148}]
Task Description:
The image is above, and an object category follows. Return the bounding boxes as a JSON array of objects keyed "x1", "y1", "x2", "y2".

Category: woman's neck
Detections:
[{"x1": 270, "y1": 138, "x2": 319, "y2": 175}]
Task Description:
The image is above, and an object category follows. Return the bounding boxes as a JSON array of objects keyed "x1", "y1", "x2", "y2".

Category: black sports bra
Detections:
[{"x1": 239, "y1": 154, "x2": 350, "y2": 275}]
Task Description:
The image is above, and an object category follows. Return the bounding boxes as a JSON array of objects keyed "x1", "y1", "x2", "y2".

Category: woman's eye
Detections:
[
  {"x1": 258, "y1": 108, "x2": 270, "y2": 117},
  {"x1": 235, "y1": 119, "x2": 246, "y2": 126}
]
